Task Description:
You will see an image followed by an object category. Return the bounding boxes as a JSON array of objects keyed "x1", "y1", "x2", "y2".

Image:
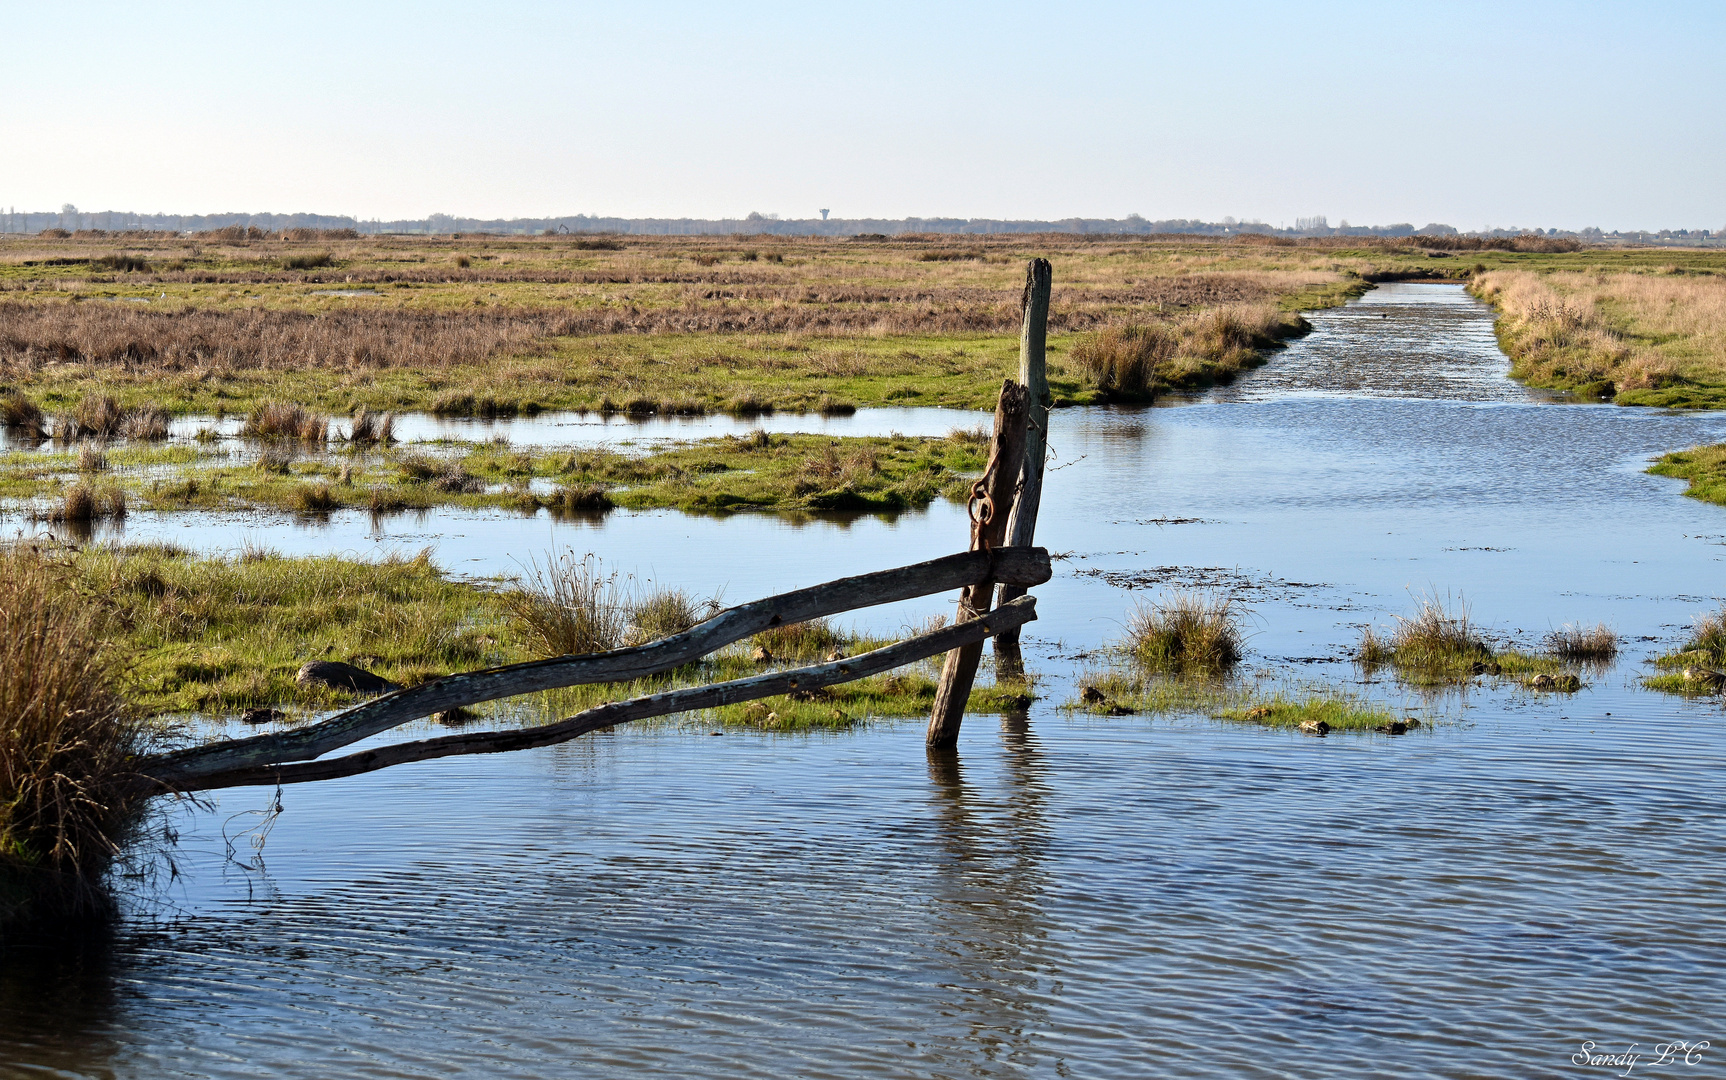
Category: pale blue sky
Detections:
[{"x1": 2, "y1": 1, "x2": 1721, "y2": 230}]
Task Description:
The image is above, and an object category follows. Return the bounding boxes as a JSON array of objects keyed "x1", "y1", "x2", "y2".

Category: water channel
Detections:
[{"x1": 4, "y1": 284, "x2": 1725, "y2": 1077}]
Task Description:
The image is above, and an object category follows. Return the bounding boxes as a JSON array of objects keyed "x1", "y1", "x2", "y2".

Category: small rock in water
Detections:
[
  {"x1": 295, "y1": 660, "x2": 399, "y2": 694},
  {"x1": 1299, "y1": 719, "x2": 1330, "y2": 736},
  {"x1": 751, "y1": 645, "x2": 773, "y2": 663},
  {"x1": 1381, "y1": 720, "x2": 1409, "y2": 735},
  {"x1": 1079, "y1": 685, "x2": 1107, "y2": 705},
  {"x1": 239, "y1": 707, "x2": 286, "y2": 725}
]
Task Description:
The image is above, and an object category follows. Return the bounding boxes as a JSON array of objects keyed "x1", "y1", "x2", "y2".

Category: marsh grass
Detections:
[
  {"x1": 1649, "y1": 444, "x2": 1726, "y2": 506},
  {"x1": 242, "y1": 401, "x2": 328, "y2": 441},
  {"x1": 41, "y1": 484, "x2": 126, "y2": 523},
  {"x1": 1125, "y1": 591, "x2": 1243, "y2": 671},
  {"x1": 346, "y1": 407, "x2": 394, "y2": 445},
  {"x1": 1070, "y1": 305, "x2": 1309, "y2": 399},
  {"x1": 1545, "y1": 622, "x2": 1619, "y2": 661},
  {"x1": 505, "y1": 553, "x2": 630, "y2": 657},
  {"x1": 750, "y1": 617, "x2": 846, "y2": 661},
  {"x1": 0, "y1": 389, "x2": 46, "y2": 438},
  {"x1": 1, "y1": 546, "x2": 151, "y2": 928}
]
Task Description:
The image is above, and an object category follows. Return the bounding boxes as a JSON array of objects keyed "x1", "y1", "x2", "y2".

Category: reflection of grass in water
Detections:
[{"x1": 1068, "y1": 665, "x2": 1403, "y2": 733}]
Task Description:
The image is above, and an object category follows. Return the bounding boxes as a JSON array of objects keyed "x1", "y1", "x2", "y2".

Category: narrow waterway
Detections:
[{"x1": 5, "y1": 284, "x2": 1725, "y2": 1078}]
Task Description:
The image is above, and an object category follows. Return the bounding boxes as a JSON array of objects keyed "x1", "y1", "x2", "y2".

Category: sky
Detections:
[{"x1": 1, "y1": 1, "x2": 1721, "y2": 232}]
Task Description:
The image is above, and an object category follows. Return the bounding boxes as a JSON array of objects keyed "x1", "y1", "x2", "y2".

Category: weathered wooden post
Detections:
[
  {"x1": 926, "y1": 379, "x2": 1030, "y2": 749},
  {"x1": 994, "y1": 258, "x2": 1053, "y2": 669}
]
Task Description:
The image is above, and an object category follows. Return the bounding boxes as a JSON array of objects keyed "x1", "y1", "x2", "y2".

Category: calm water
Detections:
[{"x1": 5, "y1": 284, "x2": 1726, "y2": 1078}]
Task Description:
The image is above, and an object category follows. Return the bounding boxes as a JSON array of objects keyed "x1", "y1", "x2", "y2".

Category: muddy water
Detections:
[{"x1": 6, "y1": 284, "x2": 1726, "y2": 1078}]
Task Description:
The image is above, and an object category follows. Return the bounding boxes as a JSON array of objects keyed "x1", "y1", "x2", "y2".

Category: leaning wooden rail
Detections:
[
  {"x1": 153, "y1": 595, "x2": 1039, "y2": 792},
  {"x1": 140, "y1": 546, "x2": 1052, "y2": 788}
]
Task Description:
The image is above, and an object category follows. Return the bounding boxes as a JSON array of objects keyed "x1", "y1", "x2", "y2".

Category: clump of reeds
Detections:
[
  {"x1": 0, "y1": 390, "x2": 47, "y2": 438},
  {"x1": 119, "y1": 403, "x2": 169, "y2": 440},
  {"x1": 77, "y1": 445, "x2": 108, "y2": 472},
  {"x1": 725, "y1": 394, "x2": 774, "y2": 416},
  {"x1": 432, "y1": 466, "x2": 482, "y2": 494},
  {"x1": 817, "y1": 396, "x2": 857, "y2": 416},
  {"x1": 290, "y1": 484, "x2": 338, "y2": 513},
  {"x1": 1545, "y1": 623, "x2": 1619, "y2": 661},
  {"x1": 1682, "y1": 607, "x2": 1726, "y2": 667},
  {"x1": 0, "y1": 546, "x2": 149, "y2": 927},
  {"x1": 347, "y1": 407, "x2": 395, "y2": 444},
  {"x1": 282, "y1": 252, "x2": 333, "y2": 271},
  {"x1": 626, "y1": 586, "x2": 718, "y2": 645},
  {"x1": 45, "y1": 485, "x2": 126, "y2": 523},
  {"x1": 431, "y1": 392, "x2": 518, "y2": 418},
  {"x1": 242, "y1": 401, "x2": 328, "y2": 441},
  {"x1": 752, "y1": 617, "x2": 846, "y2": 661},
  {"x1": 547, "y1": 484, "x2": 614, "y2": 515},
  {"x1": 505, "y1": 553, "x2": 629, "y2": 657},
  {"x1": 1385, "y1": 593, "x2": 1491, "y2": 668},
  {"x1": 55, "y1": 394, "x2": 125, "y2": 440},
  {"x1": 89, "y1": 253, "x2": 152, "y2": 273},
  {"x1": 1125, "y1": 591, "x2": 1243, "y2": 671},
  {"x1": 1070, "y1": 324, "x2": 1174, "y2": 397}
]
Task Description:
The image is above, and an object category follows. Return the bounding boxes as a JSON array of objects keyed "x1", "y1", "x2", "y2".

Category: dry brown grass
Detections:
[
  {"x1": 504, "y1": 553, "x2": 629, "y2": 657},
  {"x1": 1545, "y1": 623, "x2": 1619, "y2": 661},
  {"x1": 0, "y1": 388, "x2": 45, "y2": 437},
  {"x1": 1475, "y1": 270, "x2": 1726, "y2": 397},
  {"x1": 242, "y1": 400, "x2": 328, "y2": 441},
  {"x1": 0, "y1": 546, "x2": 150, "y2": 926},
  {"x1": 1070, "y1": 303, "x2": 1307, "y2": 397}
]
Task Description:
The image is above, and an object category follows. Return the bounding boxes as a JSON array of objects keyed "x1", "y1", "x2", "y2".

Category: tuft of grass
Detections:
[
  {"x1": 77, "y1": 445, "x2": 108, "y2": 473},
  {"x1": 626, "y1": 586, "x2": 718, "y2": 646},
  {"x1": 56, "y1": 394, "x2": 124, "y2": 440},
  {"x1": 547, "y1": 483, "x2": 614, "y2": 516},
  {"x1": 1070, "y1": 305, "x2": 1309, "y2": 399},
  {"x1": 1545, "y1": 622, "x2": 1618, "y2": 661},
  {"x1": 1359, "y1": 592, "x2": 1492, "y2": 676},
  {"x1": 119, "y1": 403, "x2": 170, "y2": 440},
  {"x1": 289, "y1": 483, "x2": 337, "y2": 513},
  {"x1": 751, "y1": 616, "x2": 846, "y2": 661},
  {"x1": 242, "y1": 401, "x2": 328, "y2": 441},
  {"x1": 0, "y1": 390, "x2": 47, "y2": 438},
  {"x1": 505, "y1": 552, "x2": 629, "y2": 658},
  {"x1": 43, "y1": 484, "x2": 126, "y2": 523},
  {"x1": 282, "y1": 252, "x2": 333, "y2": 270},
  {"x1": 347, "y1": 407, "x2": 394, "y2": 445},
  {"x1": 1125, "y1": 591, "x2": 1243, "y2": 671},
  {"x1": 1, "y1": 546, "x2": 150, "y2": 928}
]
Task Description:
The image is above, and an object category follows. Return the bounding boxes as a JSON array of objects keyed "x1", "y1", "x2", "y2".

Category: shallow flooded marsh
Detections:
[{"x1": 4, "y1": 284, "x2": 1726, "y2": 1078}]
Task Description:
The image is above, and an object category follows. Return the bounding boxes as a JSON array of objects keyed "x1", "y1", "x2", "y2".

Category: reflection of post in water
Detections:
[{"x1": 921, "y1": 713, "x2": 1053, "y2": 1067}]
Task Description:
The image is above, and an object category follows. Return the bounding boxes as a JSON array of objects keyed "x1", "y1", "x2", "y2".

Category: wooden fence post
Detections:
[
  {"x1": 926, "y1": 379, "x2": 1030, "y2": 749},
  {"x1": 994, "y1": 258, "x2": 1053, "y2": 669}
]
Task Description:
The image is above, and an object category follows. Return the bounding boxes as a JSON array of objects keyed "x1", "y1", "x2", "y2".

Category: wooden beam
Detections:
[
  {"x1": 926, "y1": 379, "x2": 1030, "y2": 749},
  {"x1": 143, "y1": 546, "x2": 1052, "y2": 786},
  {"x1": 167, "y1": 596, "x2": 1040, "y2": 791}
]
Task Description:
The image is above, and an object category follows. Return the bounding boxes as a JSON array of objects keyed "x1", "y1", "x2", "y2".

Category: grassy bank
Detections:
[
  {"x1": 1471, "y1": 264, "x2": 1726, "y2": 406},
  {"x1": 14, "y1": 542, "x2": 1023, "y2": 722},
  {"x1": 0, "y1": 428, "x2": 989, "y2": 519},
  {"x1": 1649, "y1": 444, "x2": 1726, "y2": 505}
]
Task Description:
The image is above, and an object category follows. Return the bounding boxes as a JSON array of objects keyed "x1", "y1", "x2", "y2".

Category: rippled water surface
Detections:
[{"x1": 5, "y1": 284, "x2": 1726, "y2": 1078}]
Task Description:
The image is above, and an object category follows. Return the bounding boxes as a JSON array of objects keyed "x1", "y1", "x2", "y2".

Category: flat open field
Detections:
[{"x1": 0, "y1": 230, "x2": 1518, "y2": 416}]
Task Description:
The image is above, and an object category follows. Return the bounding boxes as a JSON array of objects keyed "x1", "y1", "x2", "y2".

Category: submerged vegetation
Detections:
[{"x1": 1068, "y1": 667, "x2": 1405, "y2": 734}]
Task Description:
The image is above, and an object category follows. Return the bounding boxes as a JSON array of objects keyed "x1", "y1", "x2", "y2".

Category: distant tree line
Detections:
[{"x1": 0, "y1": 203, "x2": 1716, "y2": 245}]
